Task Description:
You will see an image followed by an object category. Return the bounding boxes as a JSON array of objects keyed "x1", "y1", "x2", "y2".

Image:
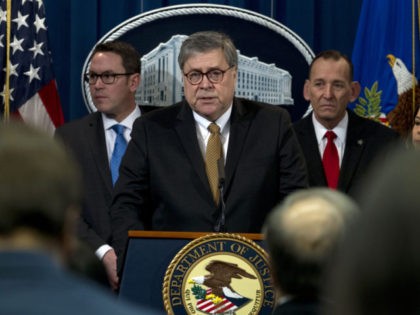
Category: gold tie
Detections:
[{"x1": 206, "y1": 123, "x2": 223, "y2": 205}]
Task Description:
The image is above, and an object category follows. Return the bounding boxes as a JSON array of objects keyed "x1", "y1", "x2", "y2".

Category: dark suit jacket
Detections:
[
  {"x1": 293, "y1": 110, "x2": 399, "y2": 197},
  {"x1": 272, "y1": 297, "x2": 320, "y2": 315},
  {"x1": 110, "y1": 98, "x2": 308, "y2": 259},
  {"x1": 0, "y1": 251, "x2": 162, "y2": 315},
  {"x1": 55, "y1": 106, "x2": 157, "y2": 251}
]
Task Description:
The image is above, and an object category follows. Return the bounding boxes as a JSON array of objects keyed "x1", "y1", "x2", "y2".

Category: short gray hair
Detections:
[
  {"x1": 263, "y1": 188, "x2": 359, "y2": 296},
  {"x1": 178, "y1": 31, "x2": 238, "y2": 71}
]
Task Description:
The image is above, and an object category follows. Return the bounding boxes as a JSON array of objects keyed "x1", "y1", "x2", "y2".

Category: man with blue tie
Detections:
[{"x1": 56, "y1": 41, "x2": 156, "y2": 291}]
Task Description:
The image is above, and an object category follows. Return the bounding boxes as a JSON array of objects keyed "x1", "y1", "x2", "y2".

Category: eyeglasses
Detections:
[
  {"x1": 183, "y1": 66, "x2": 235, "y2": 85},
  {"x1": 84, "y1": 72, "x2": 134, "y2": 85}
]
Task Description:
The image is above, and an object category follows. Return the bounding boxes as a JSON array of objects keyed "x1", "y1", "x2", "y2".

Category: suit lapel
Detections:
[
  {"x1": 338, "y1": 111, "x2": 366, "y2": 191},
  {"x1": 174, "y1": 99, "x2": 252, "y2": 202},
  {"x1": 87, "y1": 113, "x2": 113, "y2": 193},
  {"x1": 296, "y1": 115, "x2": 327, "y2": 186},
  {"x1": 224, "y1": 99, "x2": 252, "y2": 191},
  {"x1": 174, "y1": 102, "x2": 210, "y2": 193}
]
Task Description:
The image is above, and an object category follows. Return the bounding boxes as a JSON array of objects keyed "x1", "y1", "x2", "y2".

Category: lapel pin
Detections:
[{"x1": 357, "y1": 139, "x2": 364, "y2": 146}]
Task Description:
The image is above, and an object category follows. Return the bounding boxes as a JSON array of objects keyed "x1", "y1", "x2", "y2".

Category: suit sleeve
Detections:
[
  {"x1": 55, "y1": 127, "x2": 110, "y2": 252},
  {"x1": 277, "y1": 110, "x2": 309, "y2": 198}
]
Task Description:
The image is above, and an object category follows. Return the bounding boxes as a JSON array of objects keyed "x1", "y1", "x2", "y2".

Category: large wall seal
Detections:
[{"x1": 81, "y1": 4, "x2": 314, "y2": 121}]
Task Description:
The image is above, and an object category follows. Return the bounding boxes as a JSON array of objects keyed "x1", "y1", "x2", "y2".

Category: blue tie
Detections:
[{"x1": 110, "y1": 124, "x2": 127, "y2": 185}]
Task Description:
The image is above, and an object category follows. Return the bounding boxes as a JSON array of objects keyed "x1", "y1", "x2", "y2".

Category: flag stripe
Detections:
[
  {"x1": 38, "y1": 79, "x2": 64, "y2": 127},
  {"x1": 18, "y1": 93, "x2": 55, "y2": 133}
]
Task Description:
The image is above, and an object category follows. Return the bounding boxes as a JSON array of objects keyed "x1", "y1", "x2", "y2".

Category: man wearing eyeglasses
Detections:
[
  {"x1": 55, "y1": 41, "x2": 157, "y2": 291},
  {"x1": 109, "y1": 31, "x2": 308, "y2": 271}
]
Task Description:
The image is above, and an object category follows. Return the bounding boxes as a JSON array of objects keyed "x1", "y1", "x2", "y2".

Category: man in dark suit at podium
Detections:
[
  {"x1": 293, "y1": 50, "x2": 398, "y2": 197},
  {"x1": 110, "y1": 31, "x2": 308, "y2": 267},
  {"x1": 56, "y1": 41, "x2": 156, "y2": 290}
]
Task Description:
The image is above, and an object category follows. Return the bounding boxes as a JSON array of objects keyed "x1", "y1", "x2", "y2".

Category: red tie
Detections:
[{"x1": 322, "y1": 131, "x2": 339, "y2": 189}]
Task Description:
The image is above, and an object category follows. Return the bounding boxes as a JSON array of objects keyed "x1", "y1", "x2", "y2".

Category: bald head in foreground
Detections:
[{"x1": 263, "y1": 188, "x2": 359, "y2": 315}]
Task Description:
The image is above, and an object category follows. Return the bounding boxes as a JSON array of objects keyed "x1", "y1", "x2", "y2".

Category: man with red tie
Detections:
[{"x1": 294, "y1": 50, "x2": 399, "y2": 197}]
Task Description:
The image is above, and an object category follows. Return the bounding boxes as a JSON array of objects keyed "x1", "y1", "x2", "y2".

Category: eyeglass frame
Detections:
[
  {"x1": 183, "y1": 65, "x2": 235, "y2": 85},
  {"x1": 84, "y1": 72, "x2": 135, "y2": 85}
]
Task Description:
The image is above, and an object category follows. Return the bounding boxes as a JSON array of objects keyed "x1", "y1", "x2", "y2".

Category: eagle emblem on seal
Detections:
[{"x1": 189, "y1": 260, "x2": 257, "y2": 314}]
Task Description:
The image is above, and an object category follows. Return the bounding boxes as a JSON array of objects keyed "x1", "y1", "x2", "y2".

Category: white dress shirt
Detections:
[
  {"x1": 102, "y1": 106, "x2": 141, "y2": 162},
  {"x1": 95, "y1": 106, "x2": 141, "y2": 260},
  {"x1": 312, "y1": 112, "x2": 348, "y2": 167},
  {"x1": 193, "y1": 105, "x2": 232, "y2": 163}
]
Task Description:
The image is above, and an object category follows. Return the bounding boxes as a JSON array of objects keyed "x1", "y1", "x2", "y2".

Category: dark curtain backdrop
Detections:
[{"x1": 43, "y1": 0, "x2": 362, "y2": 122}]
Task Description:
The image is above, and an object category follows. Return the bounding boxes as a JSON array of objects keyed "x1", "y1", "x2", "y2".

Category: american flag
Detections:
[{"x1": 0, "y1": 0, "x2": 64, "y2": 134}]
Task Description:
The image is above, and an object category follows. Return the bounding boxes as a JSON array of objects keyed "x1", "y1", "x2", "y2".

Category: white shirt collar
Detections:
[
  {"x1": 193, "y1": 104, "x2": 232, "y2": 133},
  {"x1": 312, "y1": 111, "x2": 348, "y2": 145},
  {"x1": 102, "y1": 106, "x2": 141, "y2": 161},
  {"x1": 193, "y1": 105, "x2": 232, "y2": 161},
  {"x1": 102, "y1": 106, "x2": 141, "y2": 132}
]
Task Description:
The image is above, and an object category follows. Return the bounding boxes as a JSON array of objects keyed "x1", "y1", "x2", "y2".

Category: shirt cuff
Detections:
[{"x1": 95, "y1": 244, "x2": 113, "y2": 260}]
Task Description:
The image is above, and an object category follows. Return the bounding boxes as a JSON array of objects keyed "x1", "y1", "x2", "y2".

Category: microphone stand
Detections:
[{"x1": 214, "y1": 158, "x2": 226, "y2": 232}]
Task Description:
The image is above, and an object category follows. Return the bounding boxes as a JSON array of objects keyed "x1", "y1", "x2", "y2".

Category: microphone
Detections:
[{"x1": 214, "y1": 158, "x2": 226, "y2": 232}]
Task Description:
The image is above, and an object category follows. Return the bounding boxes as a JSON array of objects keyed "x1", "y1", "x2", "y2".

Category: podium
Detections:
[{"x1": 118, "y1": 231, "x2": 273, "y2": 313}]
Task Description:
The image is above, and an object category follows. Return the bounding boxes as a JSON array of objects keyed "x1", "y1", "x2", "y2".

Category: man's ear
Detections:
[
  {"x1": 350, "y1": 81, "x2": 361, "y2": 102},
  {"x1": 303, "y1": 79, "x2": 311, "y2": 101},
  {"x1": 129, "y1": 73, "x2": 141, "y2": 92}
]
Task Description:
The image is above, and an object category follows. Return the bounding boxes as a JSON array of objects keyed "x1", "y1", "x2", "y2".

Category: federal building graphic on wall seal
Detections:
[
  {"x1": 163, "y1": 233, "x2": 275, "y2": 314},
  {"x1": 82, "y1": 4, "x2": 314, "y2": 122}
]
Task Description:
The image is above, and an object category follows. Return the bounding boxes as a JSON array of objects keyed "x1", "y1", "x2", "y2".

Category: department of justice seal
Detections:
[{"x1": 163, "y1": 233, "x2": 275, "y2": 315}]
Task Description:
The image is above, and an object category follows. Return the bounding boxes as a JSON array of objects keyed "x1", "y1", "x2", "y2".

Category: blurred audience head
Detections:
[
  {"x1": 0, "y1": 121, "x2": 81, "y2": 259},
  {"x1": 325, "y1": 148, "x2": 420, "y2": 315},
  {"x1": 263, "y1": 188, "x2": 359, "y2": 298}
]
